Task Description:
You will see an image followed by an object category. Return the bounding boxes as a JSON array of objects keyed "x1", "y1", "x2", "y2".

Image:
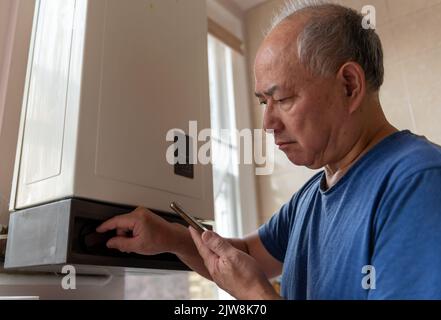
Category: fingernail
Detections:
[{"x1": 202, "y1": 231, "x2": 212, "y2": 242}]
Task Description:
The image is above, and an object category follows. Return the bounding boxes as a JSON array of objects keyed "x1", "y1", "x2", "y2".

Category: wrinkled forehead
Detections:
[
  {"x1": 255, "y1": 25, "x2": 299, "y2": 67},
  {"x1": 254, "y1": 21, "x2": 307, "y2": 92},
  {"x1": 254, "y1": 41, "x2": 301, "y2": 94}
]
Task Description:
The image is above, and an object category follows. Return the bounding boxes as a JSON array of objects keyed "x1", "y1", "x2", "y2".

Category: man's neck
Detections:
[{"x1": 324, "y1": 122, "x2": 398, "y2": 190}]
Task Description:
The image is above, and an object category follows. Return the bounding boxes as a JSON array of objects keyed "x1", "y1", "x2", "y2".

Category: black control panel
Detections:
[{"x1": 71, "y1": 214, "x2": 189, "y2": 264}]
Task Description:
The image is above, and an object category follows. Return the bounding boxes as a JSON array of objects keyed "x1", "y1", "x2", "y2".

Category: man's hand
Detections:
[
  {"x1": 96, "y1": 207, "x2": 182, "y2": 255},
  {"x1": 189, "y1": 227, "x2": 281, "y2": 300}
]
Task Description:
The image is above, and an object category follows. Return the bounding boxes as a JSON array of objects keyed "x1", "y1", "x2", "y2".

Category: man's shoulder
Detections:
[{"x1": 384, "y1": 131, "x2": 441, "y2": 178}]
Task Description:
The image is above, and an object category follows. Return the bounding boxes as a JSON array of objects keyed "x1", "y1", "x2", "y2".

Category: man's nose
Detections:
[{"x1": 263, "y1": 104, "x2": 283, "y2": 133}]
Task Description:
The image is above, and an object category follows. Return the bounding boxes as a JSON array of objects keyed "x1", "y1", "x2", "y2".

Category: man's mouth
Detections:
[
  {"x1": 276, "y1": 140, "x2": 296, "y2": 146},
  {"x1": 276, "y1": 141, "x2": 296, "y2": 149}
]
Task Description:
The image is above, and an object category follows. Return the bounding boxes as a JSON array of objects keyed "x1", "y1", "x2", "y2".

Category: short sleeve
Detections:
[
  {"x1": 369, "y1": 168, "x2": 441, "y2": 299},
  {"x1": 258, "y1": 195, "x2": 297, "y2": 263}
]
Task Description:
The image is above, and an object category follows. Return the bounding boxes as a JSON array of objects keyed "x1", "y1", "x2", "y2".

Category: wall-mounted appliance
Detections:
[{"x1": 5, "y1": 0, "x2": 213, "y2": 275}]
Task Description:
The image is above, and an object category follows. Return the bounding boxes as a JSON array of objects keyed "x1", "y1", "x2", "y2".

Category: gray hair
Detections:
[{"x1": 267, "y1": 0, "x2": 384, "y2": 91}]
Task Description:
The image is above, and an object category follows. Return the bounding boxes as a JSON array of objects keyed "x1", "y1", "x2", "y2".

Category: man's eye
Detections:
[
  {"x1": 276, "y1": 97, "x2": 290, "y2": 104},
  {"x1": 259, "y1": 100, "x2": 267, "y2": 107}
]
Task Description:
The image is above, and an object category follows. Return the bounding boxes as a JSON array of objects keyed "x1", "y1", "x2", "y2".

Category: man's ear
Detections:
[{"x1": 337, "y1": 62, "x2": 366, "y2": 114}]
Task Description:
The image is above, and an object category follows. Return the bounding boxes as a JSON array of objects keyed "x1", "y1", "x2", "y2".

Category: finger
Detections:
[
  {"x1": 96, "y1": 213, "x2": 137, "y2": 233},
  {"x1": 106, "y1": 236, "x2": 137, "y2": 253},
  {"x1": 201, "y1": 230, "x2": 235, "y2": 257},
  {"x1": 189, "y1": 227, "x2": 217, "y2": 265},
  {"x1": 116, "y1": 228, "x2": 131, "y2": 236}
]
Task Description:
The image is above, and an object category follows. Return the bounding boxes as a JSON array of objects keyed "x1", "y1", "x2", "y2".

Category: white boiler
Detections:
[{"x1": 5, "y1": 0, "x2": 214, "y2": 274}]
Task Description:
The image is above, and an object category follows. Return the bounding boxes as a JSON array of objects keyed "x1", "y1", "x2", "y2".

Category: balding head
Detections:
[
  {"x1": 257, "y1": 1, "x2": 384, "y2": 92},
  {"x1": 255, "y1": 12, "x2": 309, "y2": 77}
]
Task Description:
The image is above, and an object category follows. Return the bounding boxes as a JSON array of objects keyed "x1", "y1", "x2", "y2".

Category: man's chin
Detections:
[
  {"x1": 286, "y1": 153, "x2": 318, "y2": 169},
  {"x1": 286, "y1": 154, "x2": 305, "y2": 167}
]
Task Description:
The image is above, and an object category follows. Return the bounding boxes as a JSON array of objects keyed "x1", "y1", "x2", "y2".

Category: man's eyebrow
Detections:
[{"x1": 255, "y1": 85, "x2": 279, "y2": 98}]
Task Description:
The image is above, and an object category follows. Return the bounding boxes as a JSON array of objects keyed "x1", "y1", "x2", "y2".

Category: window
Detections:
[{"x1": 208, "y1": 34, "x2": 242, "y2": 240}]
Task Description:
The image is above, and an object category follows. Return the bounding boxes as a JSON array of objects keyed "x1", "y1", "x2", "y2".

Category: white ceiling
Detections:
[{"x1": 230, "y1": 0, "x2": 268, "y2": 11}]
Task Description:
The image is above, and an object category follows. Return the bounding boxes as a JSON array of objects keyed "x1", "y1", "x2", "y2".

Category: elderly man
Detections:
[{"x1": 97, "y1": 1, "x2": 441, "y2": 299}]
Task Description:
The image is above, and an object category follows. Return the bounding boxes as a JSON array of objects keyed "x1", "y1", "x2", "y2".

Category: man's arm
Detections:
[
  {"x1": 97, "y1": 207, "x2": 283, "y2": 297},
  {"x1": 244, "y1": 231, "x2": 284, "y2": 279},
  {"x1": 171, "y1": 223, "x2": 283, "y2": 281}
]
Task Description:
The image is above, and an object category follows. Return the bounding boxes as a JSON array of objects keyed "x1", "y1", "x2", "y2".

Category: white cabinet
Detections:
[{"x1": 10, "y1": 0, "x2": 213, "y2": 221}]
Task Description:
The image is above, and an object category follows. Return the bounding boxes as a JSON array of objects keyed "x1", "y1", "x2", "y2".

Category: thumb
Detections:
[
  {"x1": 202, "y1": 231, "x2": 234, "y2": 257},
  {"x1": 107, "y1": 236, "x2": 136, "y2": 253}
]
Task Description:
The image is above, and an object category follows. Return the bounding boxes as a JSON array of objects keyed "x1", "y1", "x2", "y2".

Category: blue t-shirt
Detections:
[{"x1": 259, "y1": 130, "x2": 441, "y2": 300}]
